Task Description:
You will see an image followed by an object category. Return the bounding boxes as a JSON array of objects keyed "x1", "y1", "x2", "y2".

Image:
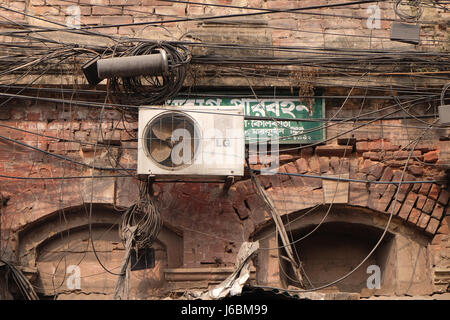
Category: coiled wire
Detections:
[
  {"x1": 394, "y1": 0, "x2": 423, "y2": 22},
  {"x1": 109, "y1": 42, "x2": 191, "y2": 110}
]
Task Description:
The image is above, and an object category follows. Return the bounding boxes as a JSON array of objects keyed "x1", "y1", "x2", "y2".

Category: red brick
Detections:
[
  {"x1": 48, "y1": 121, "x2": 81, "y2": 131},
  {"x1": 143, "y1": 0, "x2": 173, "y2": 5},
  {"x1": 369, "y1": 162, "x2": 385, "y2": 179},
  {"x1": 437, "y1": 217, "x2": 448, "y2": 234},
  {"x1": 399, "y1": 192, "x2": 418, "y2": 220},
  {"x1": 425, "y1": 218, "x2": 440, "y2": 235},
  {"x1": 235, "y1": 181, "x2": 254, "y2": 196},
  {"x1": 376, "y1": 184, "x2": 396, "y2": 212},
  {"x1": 29, "y1": 5, "x2": 60, "y2": 16},
  {"x1": 367, "y1": 139, "x2": 399, "y2": 152},
  {"x1": 349, "y1": 174, "x2": 369, "y2": 207},
  {"x1": 285, "y1": 162, "x2": 304, "y2": 187},
  {"x1": 318, "y1": 157, "x2": 329, "y2": 173},
  {"x1": 99, "y1": 130, "x2": 121, "y2": 143},
  {"x1": 412, "y1": 181, "x2": 421, "y2": 193},
  {"x1": 300, "y1": 147, "x2": 313, "y2": 157},
  {"x1": 387, "y1": 200, "x2": 402, "y2": 216},
  {"x1": 308, "y1": 157, "x2": 320, "y2": 173},
  {"x1": 101, "y1": 16, "x2": 134, "y2": 25},
  {"x1": 437, "y1": 189, "x2": 449, "y2": 206},
  {"x1": 27, "y1": 112, "x2": 42, "y2": 121},
  {"x1": 92, "y1": 7, "x2": 122, "y2": 15},
  {"x1": 295, "y1": 158, "x2": 309, "y2": 173},
  {"x1": 370, "y1": 167, "x2": 393, "y2": 195},
  {"x1": 380, "y1": 166, "x2": 394, "y2": 182},
  {"x1": 417, "y1": 213, "x2": 430, "y2": 229},
  {"x1": 360, "y1": 159, "x2": 373, "y2": 174},
  {"x1": 363, "y1": 152, "x2": 381, "y2": 161},
  {"x1": 392, "y1": 150, "x2": 421, "y2": 160},
  {"x1": 428, "y1": 184, "x2": 441, "y2": 200},
  {"x1": 279, "y1": 154, "x2": 296, "y2": 162},
  {"x1": 110, "y1": 0, "x2": 140, "y2": 4},
  {"x1": 79, "y1": 0, "x2": 108, "y2": 4},
  {"x1": 408, "y1": 208, "x2": 421, "y2": 225},
  {"x1": 423, "y1": 150, "x2": 439, "y2": 163},
  {"x1": 80, "y1": 16, "x2": 101, "y2": 25},
  {"x1": 423, "y1": 198, "x2": 436, "y2": 214},
  {"x1": 431, "y1": 203, "x2": 444, "y2": 220},
  {"x1": 155, "y1": 5, "x2": 186, "y2": 17},
  {"x1": 48, "y1": 142, "x2": 80, "y2": 152},
  {"x1": 408, "y1": 165, "x2": 423, "y2": 176},
  {"x1": 356, "y1": 141, "x2": 368, "y2": 153},
  {"x1": 416, "y1": 194, "x2": 427, "y2": 210},
  {"x1": 232, "y1": 201, "x2": 250, "y2": 220},
  {"x1": 315, "y1": 145, "x2": 352, "y2": 157},
  {"x1": 418, "y1": 183, "x2": 432, "y2": 196},
  {"x1": 391, "y1": 171, "x2": 412, "y2": 202},
  {"x1": 278, "y1": 164, "x2": 291, "y2": 182}
]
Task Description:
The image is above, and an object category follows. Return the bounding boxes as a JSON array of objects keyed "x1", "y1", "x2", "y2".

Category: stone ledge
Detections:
[{"x1": 164, "y1": 267, "x2": 256, "y2": 282}]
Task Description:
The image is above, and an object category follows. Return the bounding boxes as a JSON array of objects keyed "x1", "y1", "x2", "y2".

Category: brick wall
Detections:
[
  {"x1": 0, "y1": 98, "x2": 449, "y2": 294},
  {"x1": 0, "y1": 0, "x2": 447, "y2": 49},
  {"x1": 0, "y1": 0, "x2": 449, "y2": 297}
]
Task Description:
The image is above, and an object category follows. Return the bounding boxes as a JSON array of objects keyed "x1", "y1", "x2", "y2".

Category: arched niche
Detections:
[
  {"x1": 251, "y1": 204, "x2": 434, "y2": 297},
  {"x1": 15, "y1": 203, "x2": 183, "y2": 299}
]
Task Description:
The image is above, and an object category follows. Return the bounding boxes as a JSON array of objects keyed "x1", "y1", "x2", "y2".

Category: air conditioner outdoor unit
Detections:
[{"x1": 137, "y1": 105, "x2": 245, "y2": 180}]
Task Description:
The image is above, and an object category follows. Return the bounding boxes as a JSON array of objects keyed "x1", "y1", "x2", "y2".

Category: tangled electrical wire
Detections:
[
  {"x1": 109, "y1": 42, "x2": 191, "y2": 110},
  {"x1": 120, "y1": 180, "x2": 162, "y2": 249},
  {"x1": 0, "y1": 259, "x2": 39, "y2": 300},
  {"x1": 114, "y1": 180, "x2": 162, "y2": 300}
]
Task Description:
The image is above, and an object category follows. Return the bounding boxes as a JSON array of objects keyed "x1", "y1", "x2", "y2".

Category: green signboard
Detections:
[{"x1": 168, "y1": 97, "x2": 325, "y2": 144}]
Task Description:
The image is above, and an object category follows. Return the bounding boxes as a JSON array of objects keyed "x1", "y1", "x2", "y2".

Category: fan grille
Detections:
[{"x1": 143, "y1": 112, "x2": 199, "y2": 170}]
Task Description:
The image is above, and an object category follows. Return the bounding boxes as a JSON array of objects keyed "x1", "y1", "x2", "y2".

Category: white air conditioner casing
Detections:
[{"x1": 137, "y1": 105, "x2": 245, "y2": 179}]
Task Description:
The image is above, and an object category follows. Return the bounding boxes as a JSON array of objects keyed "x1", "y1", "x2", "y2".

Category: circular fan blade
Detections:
[
  {"x1": 152, "y1": 122, "x2": 173, "y2": 141},
  {"x1": 150, "y1": 142, "x2": 172, "y2": 162}
]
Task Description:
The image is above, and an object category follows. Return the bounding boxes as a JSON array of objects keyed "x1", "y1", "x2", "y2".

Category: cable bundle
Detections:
[
  {"x1": 109, "y1": 42, "x2": 191, "y2": 109},
  {"x1": 114, "y1": 180, "x2": 162, "y2": 300},
  {"x1": 120, "y1": 181, "x2": 162, "y2": 249}
]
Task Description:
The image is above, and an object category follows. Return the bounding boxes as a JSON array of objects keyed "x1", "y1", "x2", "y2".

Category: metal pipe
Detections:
[{"x1": 97, "y1": 50, "x2": 168, "y2": 78}]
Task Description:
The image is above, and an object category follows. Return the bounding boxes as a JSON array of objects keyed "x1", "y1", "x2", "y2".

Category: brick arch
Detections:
[
  {"x1": 228, "y1": 154, "x2": 449, "y2": 238},
  {"x1": 249, "y1": 204, "x2": 435, "y2": 295},
  {"x1": 16, "y1": 203, "x2": 183, "y2": 269}
]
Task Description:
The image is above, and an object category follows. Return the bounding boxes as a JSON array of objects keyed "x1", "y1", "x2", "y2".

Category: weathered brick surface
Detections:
[
  {"x1": 425, "y1": 218, "x2": 440, "y2": 235},
  {"x1": 315, "y1": 145, "x2": 353, "y2": 157},
  {"x1": 408, "y1": 208, "x2": 422, "y2": 225},
  {"x1": 431, "y1": 204, "x2": 445, "y2": 220},
  {"x1": 318, "y1": 157, "x2": 330, "y2": 173},
  {"x1": 429, "y1": 184, "x2": 441, "y2": 201},
  {"x1": 423, "y1": 198, "x2": 436, "y2": 215},
  {"x1": 418, "y1": 213, "x2": 431, "y2": 230},
  {"x1": 0, "y1": 0, "x2": 448, "y2": 295},
  {"x1": 438, "y1": 189, "x2": 449, "y2": 206},
  {"x1": 423, "y1": 150, "x2": 439, "y2": 163},
  {"x1": 398, "y1": 193, "x2": 418, "y2": 220}
]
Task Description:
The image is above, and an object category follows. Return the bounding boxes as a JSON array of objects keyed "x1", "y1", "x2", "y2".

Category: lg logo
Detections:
[{"x1": 215, "y1": 138, "x2": 231, "y2": 147}]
